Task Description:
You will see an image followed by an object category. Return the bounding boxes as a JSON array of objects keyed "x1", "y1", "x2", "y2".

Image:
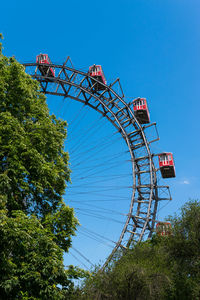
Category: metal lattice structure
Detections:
[{"x1": 23, "y1": 59, "x2": 172, "y2": 267}]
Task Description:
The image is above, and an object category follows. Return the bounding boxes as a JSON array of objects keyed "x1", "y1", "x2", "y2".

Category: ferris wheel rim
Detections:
[{"x1": 23, "y1": 61, "x2": 170, "y2": 268}]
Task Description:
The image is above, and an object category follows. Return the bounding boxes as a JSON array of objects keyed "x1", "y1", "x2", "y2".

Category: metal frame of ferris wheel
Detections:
[{"x1": 23, "y1": 60, "x2": 172, "y2": 267}]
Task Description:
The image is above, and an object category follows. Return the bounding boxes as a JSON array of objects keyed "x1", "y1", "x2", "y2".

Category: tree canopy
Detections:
[
  {"x1": 0, "y1": 208, "x2": 84, "y2": 300},
  {"x1": 77, "y1": 200, "x2": 200, "y2": 300},
  {"x1": 0, "y1": 47, "x2": 70, "y2": 216},
  {"x1": 0, "y1": 37, "x2": 86, "y2": 299}
]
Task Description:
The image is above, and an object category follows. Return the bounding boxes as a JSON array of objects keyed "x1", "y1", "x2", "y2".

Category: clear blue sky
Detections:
[{"x1": 1, "y1": 0, "x2": 200, "y2": 269}]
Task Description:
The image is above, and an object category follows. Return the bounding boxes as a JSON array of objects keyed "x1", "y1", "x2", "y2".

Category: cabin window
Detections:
[
  {"x1": 160, "y1": 155, "x2": 168, "y2": 162},
  {"x1": 135, "y1": 100, "x2": 140, "y2": 106}
]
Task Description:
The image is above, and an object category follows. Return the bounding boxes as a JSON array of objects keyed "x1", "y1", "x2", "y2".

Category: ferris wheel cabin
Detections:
[
  {"x1": 36, "y1": 54, "x2": 55, "y2": 77},
  {"x1": 158, "y1": 152, "x2": 176, "y2": 178},
  {"x1": 89, "y1": 65, "x2": 106, "y2": 91},
  {"x1": 156, "y1": 222, "x2": 172, "y2": 236},
  {"x1": 133, "y1": 98, "x2": 150, "y2": 124}
]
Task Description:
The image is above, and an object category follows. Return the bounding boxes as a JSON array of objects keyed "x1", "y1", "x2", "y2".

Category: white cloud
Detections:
[
  {"x1": 183, "y1": 180, "x2": 190, "y2": 185},
  {"x1": 178, "y1": 179, "x2": 190, "y2": 185}
]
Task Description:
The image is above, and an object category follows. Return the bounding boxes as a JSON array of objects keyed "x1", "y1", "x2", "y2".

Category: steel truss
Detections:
[{"x1": 23, "y1": 60, "x2": 171, "y2": 268}]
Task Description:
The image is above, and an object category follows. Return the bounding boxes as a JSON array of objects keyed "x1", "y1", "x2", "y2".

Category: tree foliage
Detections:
[
  {"x1": 77, "y1": 200, "x2": 200, "y2": 300},
  {"x1": 0, "y1": 50, "x2": 70, "y2": 216},
  {"x1": 0, "y1": 208, "x2": 80, "y2": 299},
  {"x1": 42, "y1": 201, "x2": 78, "y2": 251},
  {"x1": 0, "y1": 33, "x2": 3, "y2": 54},
  {"x1": 0, "y1": 38, "x2": 86, "y2": 299},
  {"x1": 165, "y1": 200, "x2": 200, "y2": 299}
]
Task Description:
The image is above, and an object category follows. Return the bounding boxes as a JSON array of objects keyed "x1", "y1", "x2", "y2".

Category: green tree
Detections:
[
  {"x1": 79, "y1": 200, "x2": 200, "y2": 300},
  {"x1": 0, "y1": 37, "x2": 86, "y2": 298},
  {"x1": 0, "y1": 47, "x2": 70, "y2": 216},
  {"x1": 165, "y1": 200, "x2": 200, "y2": 299},
  {"x1": 0, "y1": 33, "x2": 3, "y2": 54},
  {"x1": 0, "y1": 35, "x2": 78, "y2": 252},
  {"x1": 0, "y1": 207, "x2": 86, "y2": 300},
  {"x1": 78, "y1": 243, "x2": 172, "y2": 300}
]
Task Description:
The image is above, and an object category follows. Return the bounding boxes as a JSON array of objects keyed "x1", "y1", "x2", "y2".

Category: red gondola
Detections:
[
  {"x1": 88, "y1": 65, "x2": 106, "y2": 91},
  {"x1": 158, "y1": 152, "x2": 176, "y2": 178},
  {"x1": 36, "y1": 54, "x2": 55, "y2": 77},
  {"x1": 133, "y1": 98, "x2": 150, "y2": 124},
  {"x1": 156, "y1": 222, "x2": 172, "y2": 236}
]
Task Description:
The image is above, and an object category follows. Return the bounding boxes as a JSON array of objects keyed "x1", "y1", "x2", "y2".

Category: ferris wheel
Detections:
[{"x1": 23, "y1": 54, "x2": 175, "y2": 269}]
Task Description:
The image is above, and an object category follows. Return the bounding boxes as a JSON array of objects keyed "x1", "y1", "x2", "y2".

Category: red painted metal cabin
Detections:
[
  {"x1": 88, "y1": 65, "x2": 107, "y2": 91},
  {"x1": 36, "y1": 54, "x2": 55, "y2": 77},
  {"x1": 156, "y1": 222, "x2": 172, "y2": 236},
  {"x1": 158, "y1": 152, "x2": 176, "y2": 178},
  {"x1": 133, "y1": 98, "x2": 150, "y2": 124}
]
